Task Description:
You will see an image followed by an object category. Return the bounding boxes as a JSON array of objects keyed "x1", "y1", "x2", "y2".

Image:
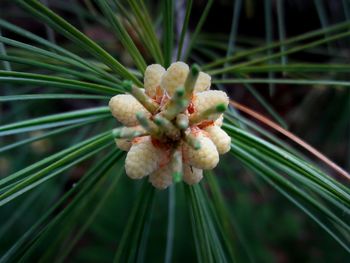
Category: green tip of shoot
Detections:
[
  {"x1": 177, "y1": 122, "x2": 188, "y2": 130},
  {"x1": 153, "y1": 115, "x2": 164, "y2": 126},
  {"x1": 216, "y1": 103, "x2": 227, "y2": 113},
  {"x1": 185, "y1": 65, "x2": 200, "y2": 97},
  {"x1": 191, "y1": 64, "x2": 200, "y2": 76},
  {"x1": 193, "y1": 141, "x2": 201, "y2": 150},
  {"x1": 112, "y1": 126, "x2": 146, "y2": 139},
  {"x1": 112, "y1": 128, "x2": 121, "y2": 138},
  {"x1": 122, "y1": 80, "x2": 133, "y2": 93},
  {"x1": 176, "y1": 114, "x2": 189, "y2": 130},
  {"x1": 172, "y1": 171, "x2": 182, "y2": 182},
  {"x1": 177, "y1": 122, "x2": 187, "y2": 129},
  {"x1": 175, "y1": 86, "x2": 185, "y2": 97},
  {"x1": 185, "y1": 133, "x2": 202, "y2": 150}
]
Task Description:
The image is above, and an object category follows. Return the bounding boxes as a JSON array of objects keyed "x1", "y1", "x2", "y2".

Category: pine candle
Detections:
[{"x1": 109, "y1": 62, "x2": 231, "y2": 189}]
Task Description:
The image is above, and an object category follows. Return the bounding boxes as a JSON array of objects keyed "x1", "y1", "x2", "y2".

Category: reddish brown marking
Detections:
[
  {"x1": 187, "y1": 95, "x2": 196, "y2": 114},
  {"x1": 151, "y1": 137, "x2": 163, "y2": 148},
  {"x1": 151, "y1": 137, "x2": 172, "y2": 150},
  {"x1": 187, "y1": 102, "x2": 195, "y2": 114},
  {"x1": 197, "y1": 120, "x2": 214, "y2": 129},
  {"x1": 154, "y1": 86, "x2": 164, "y2": 105},
  {"x1": 189, "y1": 126, "x2": 210, "y2": 138},
  {"x1": 190, "y1": 126, "x2": 201, "y2": 135},
  {"x1": 132, "y1": 136, "x2": 145, "y2": 144}
]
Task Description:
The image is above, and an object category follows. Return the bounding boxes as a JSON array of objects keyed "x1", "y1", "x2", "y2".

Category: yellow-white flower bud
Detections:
[
  {"x1": 115, "y1": 138, "x2": 131, "y2": 151},
  {"x1": 144, "y1": 64, "x2": 166, "y2": 98},
  {"x1": 109, "y1": 94, "x2": 150, "y2": 126},
  {"x1": 149, "y1": 164, "x2": 173, "y2": 189},
  {"x1": 183, "y1": 133, "x2": 219, "y2": 170},
  {"x1": 109, "y1": 62, "x2": 231, "y2": 188},
  {"x1": 183, "y1": 164, "x2": 203, "y2": 185},
  {"x1": 204, "y1": 125, "x2": 231, "y2": 154},
  {"x1": 194, "y1": 72, "x2": 211, "y2": 93},
  {"x1": 190, "y1": 90, "x2": 229, "y2": 122},
  {"x1": 125, "y1": 136, "x2": 161, "y2": 179},
  {"x1": 161, "y1": 62, "x2": 189, "y2": 96},
  {"x1": 214, "y1": 114, "x2": 224, "y2": 127}
]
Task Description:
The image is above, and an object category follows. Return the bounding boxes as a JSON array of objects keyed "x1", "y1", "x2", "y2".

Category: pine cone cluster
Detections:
[{"x1": 109, "y1": 62, "x2": 231, "y2": 189}]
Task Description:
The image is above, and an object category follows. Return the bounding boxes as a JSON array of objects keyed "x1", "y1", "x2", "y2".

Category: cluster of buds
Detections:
[{"x1": 109, "y1": 62, "x2": 231, "y2": 189}]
